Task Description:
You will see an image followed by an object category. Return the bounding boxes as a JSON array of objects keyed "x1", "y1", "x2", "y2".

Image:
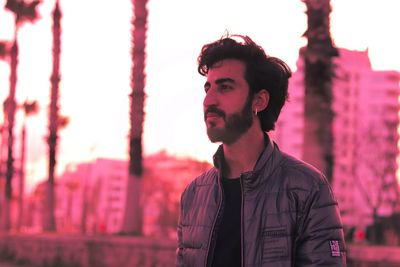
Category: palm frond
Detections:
[
  {"x1": 0, "y1": 41, "x2": 10, "y2": 58},
  {"x1": 5, "y1": 0, "x2": 41, "y2": 24},
  {"x1": 23, "y1": 100, "x2": 39, "y2": 115}
]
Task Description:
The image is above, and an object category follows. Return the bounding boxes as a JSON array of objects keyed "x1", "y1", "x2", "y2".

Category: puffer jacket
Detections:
[{"x1": 177, "y1": 136, "x2": 347, "y2": 267}]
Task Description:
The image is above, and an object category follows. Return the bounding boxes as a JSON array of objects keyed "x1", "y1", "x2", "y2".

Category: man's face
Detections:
[{"x1": 203, "y1": 59, "x2": 253, "y2": 145}]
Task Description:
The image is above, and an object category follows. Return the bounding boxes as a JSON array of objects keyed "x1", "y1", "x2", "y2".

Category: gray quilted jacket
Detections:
[{"x1": 177, "y1": 137, "x2": 346, "y2": 267}]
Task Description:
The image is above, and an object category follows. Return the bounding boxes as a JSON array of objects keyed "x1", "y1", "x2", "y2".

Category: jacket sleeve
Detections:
[{"x1": 296, "y1": 181, "x2": 347, "y2": 266}]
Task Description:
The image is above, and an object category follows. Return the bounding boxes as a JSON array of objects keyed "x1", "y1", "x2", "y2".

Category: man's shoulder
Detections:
[
  {"x1": 180, "y1": 167, "x2": 218, "y2": 202},
  {"x1": 277, "y1": 151, "x2": 330, "y2": 188},
  {"x1": 184, "y1": 167, "x2": 218, "y2": 191},
  {"x1": 192, "y1": 167, "x2": 218, "y2": 185},
  {"x1": 271, "y1": 141, "x2": 327, "y2": 185}
]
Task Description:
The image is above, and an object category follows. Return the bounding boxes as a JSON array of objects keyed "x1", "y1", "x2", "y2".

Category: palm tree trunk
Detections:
[
  {"x1": 2, "y1": 0, "x2": 42, "y2": 231},
  {"x1": 2, "y1": 34, "x2": 18, "y2": 231},
  {"x1": 17, "y1": 118, "x2": 26, "y2": 231},
  {"x1": 302, "y1": 0, "x2": 338, "y2": 183},
  {"x1": 121, "y1": 0, "x2": 148, "y2": 235},
  {"x1": 16, "y1": 101, "x2": 38, "y2": 231},
  {"x1": 43, "y1": 0, "x2": 62, "y2": 232}
]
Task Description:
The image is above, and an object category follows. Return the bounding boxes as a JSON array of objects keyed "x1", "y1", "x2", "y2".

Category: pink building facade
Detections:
[
  {"x1": 26, "y1": 152, "x2": 211, "y2": 237},
  {"x1": 273, "y1": 48, "x2": 400, "y2": 228}
]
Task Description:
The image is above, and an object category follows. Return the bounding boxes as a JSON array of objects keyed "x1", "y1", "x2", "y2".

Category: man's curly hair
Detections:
[{"x1": 197, "y1": 34, "x2": 292, "y2": 132}]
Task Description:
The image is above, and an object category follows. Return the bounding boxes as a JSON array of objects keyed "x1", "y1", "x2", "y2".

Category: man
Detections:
[{"x1": 177, "y1": 34, "x2": 346, "y2": 267}]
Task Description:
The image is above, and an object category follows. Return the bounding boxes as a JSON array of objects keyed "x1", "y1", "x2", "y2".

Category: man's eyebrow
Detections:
[
  {"x1": 215, "y1": 78, "x2": 235, "y2": 84},
  {"x1": 204, "y1": 77, "x2": 235, "y2": 90}
]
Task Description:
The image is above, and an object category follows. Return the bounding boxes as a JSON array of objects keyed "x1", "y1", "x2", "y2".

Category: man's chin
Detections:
[
  {"x1": 206, "y1": 128, "x2": 223, "y2": 143},
  {"x1": 206, "y1": 127, "x2": 246, "y2": 145}
]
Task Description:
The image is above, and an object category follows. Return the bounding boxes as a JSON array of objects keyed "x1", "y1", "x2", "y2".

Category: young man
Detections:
[{"x1": 176, "y1": 35, "x2": 346, "y2": 267}]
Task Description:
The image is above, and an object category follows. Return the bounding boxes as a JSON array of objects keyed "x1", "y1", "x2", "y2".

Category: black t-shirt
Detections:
[{"x1": 211, "y1": 177, "x2": 242, "y2": 267}]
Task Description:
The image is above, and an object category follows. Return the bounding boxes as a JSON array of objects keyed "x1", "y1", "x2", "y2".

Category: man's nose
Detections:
[{"x1": 203, "y1": 88, "x2": 218, "y2": 108}]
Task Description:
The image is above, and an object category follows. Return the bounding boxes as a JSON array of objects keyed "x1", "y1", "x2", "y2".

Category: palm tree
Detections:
[
  {"x1": 17, "y1": 100, "x2": 39, "y2": 231},
  {"x1": 0, "y1": 41, "x2": 10, "y2": 231},
  {"x1": 43, "y1": 0, "x2": 62, "y2": 232},
  {"x1": 121, "y1": 0, "x2": 149, "y2": 235},
  {"x1": 301, "y1": 0, "x2": 338, "y2": 183},
  {"x1": 1, "y1": 0, "x2": 41, "y2": 231},
  {"x1": 1, "y1": 36, "x2": 18, "y2": 231}
]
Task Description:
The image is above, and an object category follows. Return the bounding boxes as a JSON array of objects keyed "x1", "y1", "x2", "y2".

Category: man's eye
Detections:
[{"x1": 220, "y1": 84, "x2": 232, "y2": 91}]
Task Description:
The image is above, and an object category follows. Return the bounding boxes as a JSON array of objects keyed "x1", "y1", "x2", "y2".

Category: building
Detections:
[
  {"x1": 25, "y1": 152, "x2": 211, "y2": 237},
  {"x1": 273, "y1": 48, "x2": 400, "y2": 228}
]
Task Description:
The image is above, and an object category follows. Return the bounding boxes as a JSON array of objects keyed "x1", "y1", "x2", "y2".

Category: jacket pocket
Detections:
[{"x1": 262, "y1": 225, "x2": 289, "y2": 263}]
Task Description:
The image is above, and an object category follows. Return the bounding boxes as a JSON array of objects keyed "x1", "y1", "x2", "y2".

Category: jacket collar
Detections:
[{"x1": 212, "y1": 134, "x2": 280, "y2": 189}]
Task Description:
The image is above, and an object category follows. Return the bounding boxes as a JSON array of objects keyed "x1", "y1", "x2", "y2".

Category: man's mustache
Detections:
[{"x1": 204, "y1": 106, "x2": 225, "y2": 120}]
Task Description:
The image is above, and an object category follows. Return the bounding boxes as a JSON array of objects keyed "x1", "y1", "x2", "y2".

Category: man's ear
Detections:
[{"x1": 253, "y1": 89, "x2": 269, "y2": 113}]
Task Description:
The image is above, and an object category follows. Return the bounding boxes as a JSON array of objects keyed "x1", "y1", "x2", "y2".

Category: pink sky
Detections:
[{"x1": 0, "y1": 0, "x2": 399, "y2": 192}]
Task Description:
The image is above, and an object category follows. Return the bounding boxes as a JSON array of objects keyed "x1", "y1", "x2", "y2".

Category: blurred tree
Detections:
[
  {"x1": 155, "y1": 181, "x2": 180, "y2": 237},
  {"x1": 17, "y1": 100, "x2": 39, "y2": 231},
  {"x1": 142, "y1": 168, "x2": 179, "y2": 238},
  {"x1": 121, "y1": 0, "x2": 148, "y2": 235},
  {"x1": 141, "y1": 154, "x2": 212, "y2": 238},
  {"x1": 43, "y1": 0, "x2": 63, "y2": 232},
  {"x1": 0, "y1": 41, "x2": 9, "y2": 58},
  {"x1": 1, "y1": 0, "x2": 41, "y2": 231},
  {"x1": 5, "y1": 0, "x2": 41, "y2": 23},
  {"x1": 0, "y1": 40, "x2": 11, "y2": 230},
  {"x1": 354, "y1": 122, "x2": 400, "y2": 244},
  {"x1": 302, "y1": 0, "x2": 338, "y2": 183}
]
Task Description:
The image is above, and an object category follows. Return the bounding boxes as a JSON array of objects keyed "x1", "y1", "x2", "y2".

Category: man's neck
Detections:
[{"x1": 222, "y1": 127, "x2": 266, "y2": 179}]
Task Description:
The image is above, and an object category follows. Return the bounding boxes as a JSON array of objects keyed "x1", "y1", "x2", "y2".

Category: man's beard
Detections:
[{"x1": 205, "y1": 97, "x2": 253, "y2": 145}]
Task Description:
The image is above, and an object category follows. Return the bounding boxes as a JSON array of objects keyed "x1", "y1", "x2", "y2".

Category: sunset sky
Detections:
[{"x1": 0, "y1": 0, "x2": 399, "y2": 192}]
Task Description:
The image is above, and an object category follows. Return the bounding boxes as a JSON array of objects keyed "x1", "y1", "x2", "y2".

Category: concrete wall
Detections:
[
  {"x1": 0, "y1": 233, "x2": 176, "y2": 267},
  {"x1": 1, "y1": 234, "x2": 400, "y2": 267}
]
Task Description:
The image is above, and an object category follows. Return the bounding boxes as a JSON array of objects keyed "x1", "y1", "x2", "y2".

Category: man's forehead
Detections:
[
  {"x1": 209, "y1": 58, "x2": 245, "y2": 70},
  {"x1": 207, "y1": 59, "x2": 245, "y2": 79}
]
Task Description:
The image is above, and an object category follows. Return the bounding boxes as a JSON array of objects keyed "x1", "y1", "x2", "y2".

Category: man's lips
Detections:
[
  {"x1": 205, "y1": 112, "x2": 222, "y2": 119},
  {"x1": 204, "y1": 107, "x2": 225, "y2": 121}
]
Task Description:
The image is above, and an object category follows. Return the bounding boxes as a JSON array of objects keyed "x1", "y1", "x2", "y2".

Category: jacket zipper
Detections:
[
  {"x1": 204, "y1": 173, "x2": 224, "y2": 267},
  {"x1": 240, "y1": 175, "x2": 245, "y2": 267}
]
